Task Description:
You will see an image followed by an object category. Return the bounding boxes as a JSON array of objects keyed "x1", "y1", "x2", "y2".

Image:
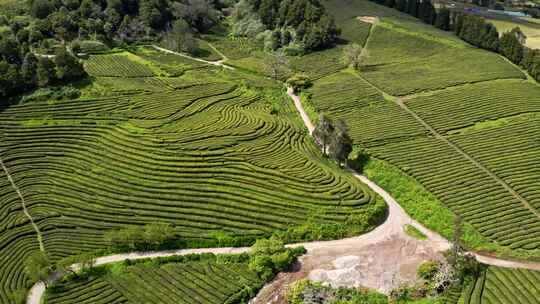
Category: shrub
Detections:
[
  {"x1": 418, "y1": 261, "x2": 439, "y2": 281},
  {"x1": 286, "y1": 73, "x2": 312, "y2": 93}
]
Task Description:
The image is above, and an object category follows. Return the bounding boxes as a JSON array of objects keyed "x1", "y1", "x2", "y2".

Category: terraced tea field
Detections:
[
  {"x1": 46, "y1": 259, "x2": 263, "y2": 304},
  {"x1": 84, "y1": 53, "x2": 156, "y2": 77},
  {"x1": 307, "y1": 71, "x2": 427, "y2": 146},
  {"x1": 361, "y1": 23, "x2": 525, "y2": 95},
  {"x1": 463, "y1": 266, "x2": 540, "y2": 304},
  {"x1": 0, "y1": 50, "x2": 382, "y2": 302}
]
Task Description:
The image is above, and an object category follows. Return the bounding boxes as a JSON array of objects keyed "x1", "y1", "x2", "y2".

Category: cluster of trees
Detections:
[
  {"x1": 455, "y1": 17, "x2": 540, "y2": 81},
  {"x1": 454, "y1": 14, "x2": 499, "y2": 51},
  {"x1": 248, "y1": 237, "x2": 304, "y2": 281},
  {"x1": 232, "y1": 0, "x2": 340, "y2": 53},
  {"x1": 313, "y1": 114, "x2": 353, "y2": 166},
  {"x1": 368, "y1": 0, "x2": 540, "y2": 82},
  {"x1": 0, "y1": 0, "x2": 224, "y2": 99},
  {"x1": 22, "y1": 250, "x2": 96, "y2": 293},
  {"x1": 104, "y1": 222, "x2": 176, "y2": 250},
  {"x1": 370, "y1": 0, "x2": 449, "y2": 30},
  {"x1": 24, "y1": 0, "x2": 220, "y2": 43},
  {"x1": 0, "y1": 47, "x2": 85, "y2": 98}
]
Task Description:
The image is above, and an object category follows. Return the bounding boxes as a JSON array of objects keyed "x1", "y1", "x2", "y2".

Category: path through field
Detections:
[{"x1": 0, "y1": 156, "x2": 44, "y2": 252}]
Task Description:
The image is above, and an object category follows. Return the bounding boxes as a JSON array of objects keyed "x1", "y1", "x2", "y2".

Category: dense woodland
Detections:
[{"x1": 368, "y1": 0, "x2": 540, "y2": 82}]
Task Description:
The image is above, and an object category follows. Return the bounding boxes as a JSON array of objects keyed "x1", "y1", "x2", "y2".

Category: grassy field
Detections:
[{"x1": 0, "y1": 49, "x2": 384, "y2": 302}]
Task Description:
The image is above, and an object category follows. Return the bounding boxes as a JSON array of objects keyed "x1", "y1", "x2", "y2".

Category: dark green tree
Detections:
[
  {"x1": 54, "y1": 48, "x2": 86, "y2": 81},
  {"x1": 313, "y1": 114, "x2": 334, "y2": 156},
  {"x1": 500, "y1": 27, "x2": 525, "y2": 64},
  {"x1": 435, "y1": 7, "x2": 450, "y2": 31},
  {"x1": 139, "y1": 0, "x2": 170, "y2": 30},
  {"x1": 481, "y1": 23, "x2": 499, "y2": 51},
  {"x1": 0, "y1": 61, "x2": 22, "y2": 97},
  {"x1": 328, "y1": 119, "x2": 353, "y2": 166},
  {"x1": 396, "y1": 0, "x2": 407, "y2": 12},
  {"x1": 30, "y1": 0, "x2": 54, "y2": 19},
  {"x1": 385, "y1": 0, "x2": 396, "y2": 8},
  {"x1": 37, "y1": 57, "x2": 56, "y2": 87},
  {"x1": 407, "y1": 0, "x2": 418, "y2": 17},
  {"x1": 21, "y1": 53, "x2": 38, "y2": 86},
  {"x1": 453, "y1": 13, "x2": 464, "y2": 36},
  {"x1": 258, "y1": 0, "x2": 278, "y2": 27}
]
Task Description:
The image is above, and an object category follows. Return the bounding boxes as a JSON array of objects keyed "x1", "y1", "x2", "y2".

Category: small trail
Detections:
[
  {"x1": 395, "y1": 98, "x2": 540, "y2": 220},
  {"x1": 206, "y1": 42, "x2": 229, "y2": 61},
  {"x1": 151, "y1": 45, "x2": 235, "y2": 70},
  {"x1": 0, "y1": 156, "x2": 45, "y2": 252},
  {"x1": 287, "y1": 88, "x2": 315, "y2": 134}
]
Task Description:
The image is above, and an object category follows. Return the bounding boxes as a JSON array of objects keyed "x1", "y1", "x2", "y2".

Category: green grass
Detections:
[
  {"x1": 364, "y1": 159, "x2": 488, "y2": 248},
  {"x1": 131, "y1": 46, "x2": 212, "y2": 76},
  {"x1": 404, "y1": 224, "x2": 427, "y2": 240}
]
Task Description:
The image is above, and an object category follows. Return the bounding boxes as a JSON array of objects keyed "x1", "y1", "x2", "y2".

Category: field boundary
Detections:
[{"x1": 0, "y1": 156, "x2": 45, "y2": 252}]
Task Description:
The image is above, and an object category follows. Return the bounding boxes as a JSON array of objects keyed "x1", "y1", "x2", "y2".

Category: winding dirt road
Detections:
[{"x1": 24, "y1": 88, "x2": 540, "y2": 304}]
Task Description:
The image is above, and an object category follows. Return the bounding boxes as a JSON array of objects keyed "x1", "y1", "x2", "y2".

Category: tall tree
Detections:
[
  {"x1": 143, "y1": 222, "x2": 175, "y2": 248},
  {"x1": 313, "y1": 114, "x2": 334, "y2": 156},
  {"x1": 36, "y1": 57, "x2": 56, "y2": 87},
  {"x1": 54, "y1": 48, "x2": 86, "y2": 81},
  {"x1": 162, "y1": 19, "x2": 198, "y2": 54},
  {"x1": 481, "y1": 23, "x2": 499, "y2": 52},
  {"x1": 396, "y1": 0, "x2": 407, "y2": 12},
  {"x1": 328, "y1": 119, "x2": 353, "y2": 166},
  {"x1": 435, "y1": 7, "x2": 450, "y2": 31},
  {"x1": 342, "y1": 43, "x2": 366, "y2": 70},
  {"x1": 30, "y1": 0, "x2": 54, "y2": 19},
  {"x1": 500, "y1": 27, "x2": 525, "y2": 64},
  {"x1": 264, "y1": 50, "x2": 291, "y2": 80},
  {"x1": 407, "y1": 0, "x2": 418, "y2": 17}
]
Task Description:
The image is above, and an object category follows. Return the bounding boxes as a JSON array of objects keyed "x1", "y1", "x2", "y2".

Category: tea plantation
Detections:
[{"x1": 0, "y1": 50, "x2": 384, "y2": 302}]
